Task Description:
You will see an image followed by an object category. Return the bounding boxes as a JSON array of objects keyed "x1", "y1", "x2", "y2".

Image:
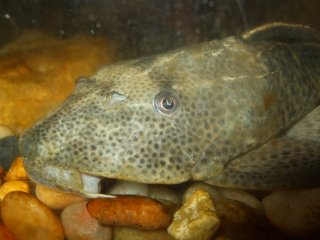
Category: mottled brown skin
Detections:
[{"x1": 20, "y1": 23, "x2": 320, "y2": 191}]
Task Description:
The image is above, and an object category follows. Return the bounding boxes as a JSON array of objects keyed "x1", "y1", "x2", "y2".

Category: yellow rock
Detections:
[
  {"x1": 4, "y1": 157, "x2": 28, "y2": 181},
  {"x1": 0, "y1": 180, "x2": 30, "y2": 200},
  {"x1": 184, "y1": 184, "x2": 285, "y2": 240},
  {"x1": 36, "y1": 184, "x2": 86, "y2": 209},
  {"x1": 0, "y1": 31, "x2": 116, "y2": 134},
  {"x1": 168, "y1": 189, "x2": 220, "y2": 240},
  {"x1": 1, "y1": 191, "x2": 64, "y2": 240}
]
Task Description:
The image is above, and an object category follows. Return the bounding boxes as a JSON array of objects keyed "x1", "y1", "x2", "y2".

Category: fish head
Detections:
[
  {"x1": 19, "y1": 47, "x2": 208, "y2": 188},
  {"x1": 20, "y1": 39, "x2": 270, "y2": 193}
]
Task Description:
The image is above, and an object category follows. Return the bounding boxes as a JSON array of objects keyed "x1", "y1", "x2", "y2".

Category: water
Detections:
[{"x1": 0, "y1": 0, "x2": 319, "y2": 59}]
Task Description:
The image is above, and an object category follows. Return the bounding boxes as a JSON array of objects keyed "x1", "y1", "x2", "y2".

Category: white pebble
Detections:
[{"x1": 108, "y1": 180, "x2": 149, "y2": 196}]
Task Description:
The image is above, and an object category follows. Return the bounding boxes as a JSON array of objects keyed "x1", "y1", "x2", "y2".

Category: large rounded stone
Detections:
[
  {"x1": 262, "y1": 188, "x2": 320, "y2": 237},
  {"x1": 1, "y1": 191, "x2": 64, "y2": 240}
]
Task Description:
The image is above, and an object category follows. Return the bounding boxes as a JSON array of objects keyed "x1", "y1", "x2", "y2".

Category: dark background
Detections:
[{"x1": 0, "y1": 0, "x2": 319, "y2": 59}]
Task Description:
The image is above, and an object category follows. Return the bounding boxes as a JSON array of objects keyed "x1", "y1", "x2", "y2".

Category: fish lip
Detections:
[{"x1": 26, "y1": 164, "x2": 188, "y2": 198}]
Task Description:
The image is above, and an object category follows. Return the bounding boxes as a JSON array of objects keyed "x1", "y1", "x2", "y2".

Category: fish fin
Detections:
[
  {"x1": 242, "y1": 22, "x2": 320, "y2": 43},
  {"x1": 206, "y1": 106, "x2": 320, "y2": 190}
]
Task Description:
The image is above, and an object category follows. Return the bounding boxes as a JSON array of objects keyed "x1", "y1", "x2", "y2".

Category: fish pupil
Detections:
[{"x1": 162, "y1": 97, "x2": 174, "y2": 110}]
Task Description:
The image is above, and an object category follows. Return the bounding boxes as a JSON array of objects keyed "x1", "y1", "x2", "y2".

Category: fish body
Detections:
[{"x1": 20, "y1": 23, "x2": 320, "y2": 193}]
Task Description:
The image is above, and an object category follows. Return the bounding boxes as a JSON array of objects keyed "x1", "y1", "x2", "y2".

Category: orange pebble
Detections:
[
  {"x1": 1, "y1": 192, "x2": 64, "y2": 240},
  {"x1": 0, "y1": 180, "x2": 30, "y2": 200},
  {"x1": 5, "y1": 157, "x2": 28, "y2": 181},
  {"x1": 87, "y1": 196, "x2": 172, "y2": 230}
]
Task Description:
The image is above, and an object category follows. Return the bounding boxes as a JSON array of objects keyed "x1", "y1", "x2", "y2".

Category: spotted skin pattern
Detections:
[{"x1": 20, "y1": 23, "x2": 320, "y2": 191}]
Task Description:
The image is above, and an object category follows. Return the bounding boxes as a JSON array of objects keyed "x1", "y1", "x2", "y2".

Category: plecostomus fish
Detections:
[{"x1": 20, "y1": 23, "x2": 320, "y2": 195}]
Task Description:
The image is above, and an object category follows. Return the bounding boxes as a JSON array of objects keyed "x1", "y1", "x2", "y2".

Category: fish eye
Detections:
[{"x1": 153, "y1": 91, "x2": 179, "y2": 115}]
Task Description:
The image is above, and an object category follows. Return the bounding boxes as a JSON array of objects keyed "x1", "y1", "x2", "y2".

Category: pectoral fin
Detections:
[{"x1": 206, "y1": 106, "x2": 320, "y2": 190}]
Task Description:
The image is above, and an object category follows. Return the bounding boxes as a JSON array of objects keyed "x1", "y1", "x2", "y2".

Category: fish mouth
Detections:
[
  {"x1": 31, "y1": 165, "x2": 183, "y2": 202},
  {"x1": 42, "y1": 165, "x2": 108, "y2": 197}
]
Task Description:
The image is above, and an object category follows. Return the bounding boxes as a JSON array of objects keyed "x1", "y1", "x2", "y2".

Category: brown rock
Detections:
[
  {"x1": 87, "y1": 195, "x2": 172, "y2": 230},
  {"x1": 36, "y1": 184, "x2": 86, "y2": 209},
  {"x1": 0, "y1": 31, "x2": 116, "y2": 134},
  {"x1": 262, "y1": 188, "x2": 320, "y2": 238},
  {"x1": 214, "y1": 197, "x2": 284, "y2": 240},
  {"x1": 61, "y1": 201, "x2": 112, "y2": 240},
  {"x1": 1, "y1": 191, "x2": 64, "y2": 240}
]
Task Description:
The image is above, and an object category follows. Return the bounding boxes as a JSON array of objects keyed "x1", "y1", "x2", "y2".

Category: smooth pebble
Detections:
[
  {"x1": 1, "y1": 191, "x2": 64, "y2": 240},
  {"x1": 87, "y1": 195, "x2": 172, "y2": 230},
  {"x1": 218, "y1": 188, "x2": 263, "y2": 212},
  {"x1": 0, "y1": 135, "x2": 20, "y2": 170},
  {"x1": 0, "y1": 180, "x2": 30, "y2": 200},
  {"x1": 61, "y1": 201, "x2": 112, "y2": 240},
  {"x1": 149, "y1": 185, "x2": 181, "y2": 205},
  {"x1": 36, "y1": 184, "x2": 86, "y2": 209},
  {"x1": 262, "y1": 187, "x2": 320, "y2": 237},
  {"x1": 108, "y1": 180, "x2": 149, "y2": 196}
]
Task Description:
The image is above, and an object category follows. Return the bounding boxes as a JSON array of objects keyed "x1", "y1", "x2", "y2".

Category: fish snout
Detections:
[{"x1": 19, "y1": 132, "x2": 36, "y2": 159}]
